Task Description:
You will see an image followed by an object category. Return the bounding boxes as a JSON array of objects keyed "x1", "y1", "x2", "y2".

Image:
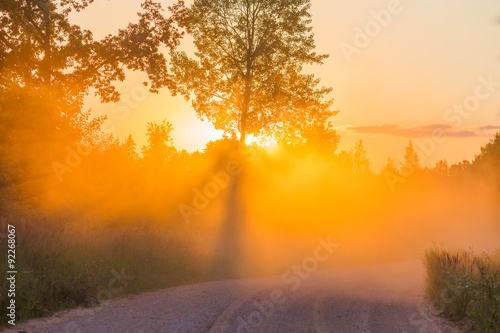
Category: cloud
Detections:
[
  {"x1": 332, "y1": 125, "x2": 353, "y2": 131},
  {"x1": 476, "y1": 125, "x2": 500, "y2": 131},
  {"x1": 339, "y1": 123, "x2": 500, "y2": 138},
  {"x1": 340, "y1": 123, "x2": 480, "y2": 138}
]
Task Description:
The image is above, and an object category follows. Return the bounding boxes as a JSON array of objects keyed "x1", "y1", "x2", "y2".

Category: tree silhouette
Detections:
[
  {"x1": 0, "y1": 0, "x2": 186, "y2": 183},
  {"x1": 332, "y1": 141, "x2": 371, "y2": 175},
  {"x1": 122, "y1": 134, "x2": 139, "y2": 162},
  {"x1": 351, "y1": 140, "x2": 371, "y2": 175},
  {"x1": 433, "y1": 160, "x2": 449, "y2": 177},
  {"x1": 450, "y1": 160, "x2": 470, "y2": 177},
  {"x1": 141, "y1": 119, "x2": 177, "y2": 165},
  {"x1": 0, "y1": 0, "x2": 186, "y2": 101},
  {"x1": 170, "y1": 0, "x2": 337, "y2": 147},
  {"x1": 401, "y1": 140, "x2": 421, "y2": 177},
  {"x1": 382, "y1": 157, "x2": 398, "y2": 175},
  {"x1": 473, "y1": 132, "x2": 500, "y2": 168}
]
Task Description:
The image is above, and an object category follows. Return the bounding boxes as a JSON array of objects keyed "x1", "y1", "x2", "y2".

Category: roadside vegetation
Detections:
[
  {"x1": 0, "y1": 205, "x2": 211, "y2": 325},
  {"x1": 424, "y1": 247, "x2": 500, "y2": 332}
]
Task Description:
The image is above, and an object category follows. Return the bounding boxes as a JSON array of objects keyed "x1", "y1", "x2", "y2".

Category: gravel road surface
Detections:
[{"x1": 4, "y1": 260, "x2": 459, "y2": 333}]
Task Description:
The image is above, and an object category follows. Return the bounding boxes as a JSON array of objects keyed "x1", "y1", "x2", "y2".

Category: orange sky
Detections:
[{"x1": 71, "y1": 0, "x2": 500, "y2": 171}]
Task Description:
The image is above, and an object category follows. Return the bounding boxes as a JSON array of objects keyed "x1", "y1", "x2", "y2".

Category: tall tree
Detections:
[
  {"x1": 170, "y1": 0, "x2": 337, "y2": 147},
  {"x1": 351, "y1": 140, "x2": 371, "y2": 175},
  {"x1": 401, "y1": 140, "x2": 421, "y2": 177},
  {"x1": 122, "y1": 134, "x2": 139, "y2": 162},
  {"x1": 0, "y1": 0, "x2": 186, "y2": 183}
]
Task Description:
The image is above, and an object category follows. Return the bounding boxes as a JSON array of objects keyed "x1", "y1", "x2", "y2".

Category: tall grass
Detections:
[
  {"x1": 424, "y1": 247, "x2": 500, "y2": 332},
  {"x1": 0, "y1": 204, "x2": 214, "y2": 326}
]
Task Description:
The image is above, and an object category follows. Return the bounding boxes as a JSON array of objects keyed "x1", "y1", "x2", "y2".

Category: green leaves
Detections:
[{"x1": 171, "y1": 0, "x2": 338, "y2": 148}]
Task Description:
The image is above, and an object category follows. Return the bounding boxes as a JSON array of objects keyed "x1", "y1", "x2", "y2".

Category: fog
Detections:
[{"x1": 2, "y1": 129, "x2": 499, "y2": 282}]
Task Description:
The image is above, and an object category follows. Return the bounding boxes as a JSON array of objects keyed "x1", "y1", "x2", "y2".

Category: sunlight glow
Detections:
[{"x1": 245, "y1": 134, "x2": 277, "y2": 150}]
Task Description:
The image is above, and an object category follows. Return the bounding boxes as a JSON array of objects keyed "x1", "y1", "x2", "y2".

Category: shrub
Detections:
[{"x1": 424, "y1": 247, "x2": 500, "y2": 332}]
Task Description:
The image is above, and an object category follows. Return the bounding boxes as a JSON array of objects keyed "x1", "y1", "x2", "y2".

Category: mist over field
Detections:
[{"x1": 1, "y1": 0, "x2": 499, "y2": 331}]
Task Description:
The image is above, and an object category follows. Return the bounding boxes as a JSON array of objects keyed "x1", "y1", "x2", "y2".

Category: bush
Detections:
[{"x1": 424, "y1": 247, "x2": 500, "y2": 332}]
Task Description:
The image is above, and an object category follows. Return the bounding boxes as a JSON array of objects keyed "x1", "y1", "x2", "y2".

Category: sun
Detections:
[{"x1": 245, "y1": 134, "x2": 277, "y2": 150}]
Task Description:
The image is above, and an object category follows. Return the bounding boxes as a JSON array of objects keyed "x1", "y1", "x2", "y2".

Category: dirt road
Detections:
[{"x1": 5, "y1": 260, "x2": 458, "y2": 333}]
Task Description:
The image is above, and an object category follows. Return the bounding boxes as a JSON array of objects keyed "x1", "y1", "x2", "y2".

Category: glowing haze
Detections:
[{"x1": 71, "y1": 0, "x2": 500, "y2": 171}]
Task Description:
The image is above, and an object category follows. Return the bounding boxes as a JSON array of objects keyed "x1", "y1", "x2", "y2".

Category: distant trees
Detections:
[
  {"x1": 382, "y1": 157, "x2": 398, "y2": 175},
  {"x1": 202, "y1": 138, "x2": 241, "y2": 156},
  {"x1": 300, "y1": 120, "x2": 341, "y2": 155},
  {"x1": 473, "y1": 132, "x2": 500, "y2": 169},
  {"x1": 433, "y1": 160, "x2": 449, "y2": 177},
  {"x1": 122, "y1": 135, "x2": 140, "y2": 162},
  {"x1": 424, "y1": 131, "x2": 500, "y2": 179},
  {"x1": 407, "y1": 131, "x2": 500, "y2": 179},
  {"x1": 334, "y1": 140, "x2": 371, "y2": 175},
  {"x1": 351, "y1": 140, "x2": 371, "y2": 175},
  {"x1": 449, "y1": 160, "x2": 470, "y2": 177},
  {"x1": 142, "y1": 120, "x2": 177, "y2": 165},
  {"x1": 170, "y1": 0, "x2": 338, "y2": 148},
  {"x1": 400, "y1": 140, "x2": 421, "y2": 176}
]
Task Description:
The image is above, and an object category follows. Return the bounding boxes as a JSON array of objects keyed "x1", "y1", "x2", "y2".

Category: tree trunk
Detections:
[
  {"x1": 214, "y1": 3, "x2": 254, "y2": 276},
  {"x1": 240, "y1": 4, "x2": 253, "y2": 147},
  {"x1": 240, "y1": 75, "x2": 251, "y2": 146}
]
